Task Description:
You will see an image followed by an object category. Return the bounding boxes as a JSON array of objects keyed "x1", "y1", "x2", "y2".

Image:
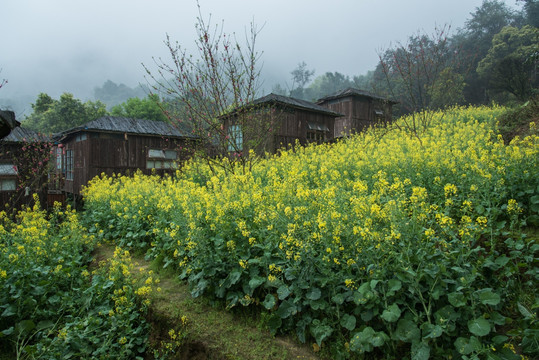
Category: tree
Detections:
[
  {"x1": 518, "y1": 0, "x2": 539, "y2": 27},
  {"x1": 289, "y1": 61, "x2": 315, "y2": 99},
  {"x1": 143, "y1": 3, "x2": 265, "y2": 174},
  {"x1": 374, "y1": 25, "x2": 463, "y2": 136},
  {"x1": 456, "y1": 0, "x2": 518, "y2": 103},
  {"x1": 306, "y1": 72, "x2": 355, "y2": 100},
  {"x1": 23, "y1": 93, "x2": 108, "y2": 133},
  {"x1": 477, "y1": 25, "x2": 538, "y2": 101},
  {"x1": 110, "y1": 94, "x2": 168, "y2": 122}
]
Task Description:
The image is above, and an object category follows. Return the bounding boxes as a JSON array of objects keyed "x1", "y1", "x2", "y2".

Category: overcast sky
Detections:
[{"x1": 1, "y1": 0, "x2": 521, "y2": 111}]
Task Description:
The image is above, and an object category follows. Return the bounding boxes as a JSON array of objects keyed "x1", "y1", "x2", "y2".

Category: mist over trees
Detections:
[
  {"x1": 93, "y1": 80, "x2": 147, "y2": 109},
  {"x1": 274, "y1": 0, "x2": 537, "y2": 115}
]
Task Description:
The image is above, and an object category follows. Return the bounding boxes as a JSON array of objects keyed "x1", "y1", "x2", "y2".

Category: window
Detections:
[
  {"x1": 306, "y1": 122, "x2": 329, "y2": 145},
  {"x1": 66, "y1": 150, "x2": 74, "y2": 180},
  {"x1": 0, "y1": 179, "x2": 16, "y2": 191},
  {"x1": 147, "y1": 149, "x2": 178, "y2": 169},
  {"x1": 56, "y1": 147, "x2": 63, "y2": 170},
  {"x1": 0, "y1": 164, "x2": 18, "y2": 192},
  {"x1": 75, "y1": 133, "x2": 87, "y2": 142},
  {"x1": 228, "y1": 124, "x2": 243, "y2": 152}
]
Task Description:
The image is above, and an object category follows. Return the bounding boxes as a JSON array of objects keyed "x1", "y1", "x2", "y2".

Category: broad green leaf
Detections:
[
  {"x1": 421, "y1": 323, "x2": 443, "y2": 339},
  {"x1": 350, "y1": 327, "x2": 375, "y2": 352},
  {"x1": 455, "y1": 336, "x2": 482, "y2": 355},
  {"x1": 306, "y1": 287, "x2": 321, "y2": 301},
  {"x1": 267, "y1": 315, "x2": 282, "y2": 336},
  {"x1": 310, "y1": 321, "x2": 333, "y2": 346},
  {"x1": 394, "y1": 319, "x2": 420, "y2": 343},
  {"x1": 381, "y1": 304, "x2": 401, "y2": 323},
  {"x1": 387, "y1": 279, "x2": 402, "y2": 293},
  {"x1": 277, "y1": 285, "x2": 290, "y2": 300},
  {"x1": 477, "y1": 289, "x2": 501, "y2": 306},
  {"x1": 262, "y1": 294, "x2": 276, "y2": 310},
  {"x1": 448, "y1": 292, "x2": 467, "y2": 307},
  {"x1": 412, "y1": 341, "x2": 430, "y2": 360},
  {"x1": 248, "y1": 276, "x2": 265, "y2": 290},
  {"x1": 340, "y1": 314, "x2": 356, "y2": 331},
  {"x1": 468, "y1": 317, "x2": 491, "y2": 337},
  {"x1": 276, "y1": 300, "x2": 297, "y2": 319}
]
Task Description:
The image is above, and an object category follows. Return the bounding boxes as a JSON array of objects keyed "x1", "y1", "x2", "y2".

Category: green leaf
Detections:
[
  {"x1": 350, "y1": 327, "x2": 376, "y2": 353},
  {"x1": 412, "y1": 341, "x2": 431, "y2": 360},
  {"x1": 262, "y1": 294, "x2": 276, "y2": 310},
  {"x1": 477, "y1": 289, "x2": 501, "y2": 306},
  {"x1": 448, "y1": 292, "x2": 467, "y2": 307},
  {"x1": 277, "y1": 285, "x2": 290, "y2": 300},
  {"x1": 421, "y1": 323, "x2": 443, "y2": 339},
  {"x1": 267, "y1": 315, "x2": 282, "y2": 336},
  {"x1": 332, "y1": 293, "x2": 345, "y2": 305},
  {"x1": 16, "y1": 320, "x2": 36, "y2": 335},
  {"x1": 1, "y1": 327, "x2": 14, "y2": 336},
  {"x1": 340, "y1": 314, "x2": 356, "y2": 331},
  {"x1": 455, "y1": 336, "x2": 482, "y2": 355},
  {"x1": 468, "y1": 317, "x2": 491, "y2": 337},
  {"x1": 394, "y1": 319, "x2": 420, "y2": 343},
  {"x1": 310, "y1": 320, "x2": 333, "y2": 346},
  {"x1": 517, "y1": 302, "x2": 533, "y2": 319},
  {"x1": 228, "y1": 270, "x2": 242, "y2": 285},
  {"x1": 248, "y1": 276, "x2": 265, "y2": 290},
  {"x1": 381, "y1": 304, "x2": 401, "y2": 323},
  {"x1": 306, "y1": 287, "x2": 321, "y2": 301},
  {"x1": 276, "y1": 300, "x2": 297, "y2": 319},
  {"x1": 387, "y1": 279, "x2": 402, "y2": 295}
]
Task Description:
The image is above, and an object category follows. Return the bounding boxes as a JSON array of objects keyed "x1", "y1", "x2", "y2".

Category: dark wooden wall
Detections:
[
  {"x1": 319, "y1": 96, "x2": 393, "y2": 137},
  {"x1": 63, "y1": 132, "x2": 192, "y2": 195}
]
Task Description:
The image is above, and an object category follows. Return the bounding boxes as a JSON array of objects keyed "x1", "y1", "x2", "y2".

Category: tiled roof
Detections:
[
  {"x1": 317, "y1": 88, "x2": 398, "y2": 104},
  {"x1": 59, "y1": 116, "x2": 196, "y2": 139}
]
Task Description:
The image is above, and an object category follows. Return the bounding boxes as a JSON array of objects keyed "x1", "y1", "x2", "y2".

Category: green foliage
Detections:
[
  {"x1": 82, "y1": 106, "x2": 539, "y2": 359},
  {"x1": 110, "y1": 94, "x2": 167, "y2": 122},
  {"x1": 0, "y1": 202, "x2": 152, "y2": 359},
  {"x1": 23, "y1": 93, "x2": 108, "y2": 134},
  {"x1": 477, "y1": 25, "x2": 538, "y2": 101}
]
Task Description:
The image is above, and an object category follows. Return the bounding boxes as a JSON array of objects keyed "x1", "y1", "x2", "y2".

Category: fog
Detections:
[{"x1": 1, "y1": 0, "x2": 521, "y2": 116}]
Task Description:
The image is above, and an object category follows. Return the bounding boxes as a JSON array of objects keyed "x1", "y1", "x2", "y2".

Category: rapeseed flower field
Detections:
[
  {"x1": 0, "y1": 199, "x2": 156, "y2": 359},
  {"x1": 82, "y1": 105, "x2": 538, "y2": 359}
]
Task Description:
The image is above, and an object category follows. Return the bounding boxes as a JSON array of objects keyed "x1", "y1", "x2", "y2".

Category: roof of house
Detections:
[
  {"x1": 1, "y1": 126, "x2": 50, "y2": 143},
  {"x1": 317, "y1": 88, "x2": 398, "y2": 104},
  {"x1": 59, "y1": 116, "x2": 196, "y2": 140},
  {"x1": 0, "y1": 110, "x2": 20, "y2": 139},
  {"x1": 223, "y1": 93, "x2": 343, "y2": 117}
]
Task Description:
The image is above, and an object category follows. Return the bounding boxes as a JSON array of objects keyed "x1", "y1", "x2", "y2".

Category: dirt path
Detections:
[{"x1": 93, "y1": 244, "x2": 321, "y2": 360}]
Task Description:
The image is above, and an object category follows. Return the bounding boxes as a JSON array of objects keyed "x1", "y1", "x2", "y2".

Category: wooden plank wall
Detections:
[{"x1": 65, "y1": 133, "x2": 190, "y2": 195}]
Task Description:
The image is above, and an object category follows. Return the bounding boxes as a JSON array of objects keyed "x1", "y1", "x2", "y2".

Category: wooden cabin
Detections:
[
  {"x1": 221, "y1": 93, "x2": 342, "y2": 155},
  {"x1": 316, "y1": 88, "x2": 397, "y2": 138},
  {"x1": 0, "y1": 126, "x2": 51, "y2": 211},
  {"x1": 54, "y1": 116, "x2": 197, "y2": 197}
]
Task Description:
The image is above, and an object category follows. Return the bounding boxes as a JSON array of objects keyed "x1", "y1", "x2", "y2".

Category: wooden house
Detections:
[
  {"x1": 0, "y1": 126, "x2": 51, "y2": 210},
  {"x1": 221, "y1": 93, "x2": 342, "y2": 155},
  {"x1": 316, "y1": 88, "x2": 397, "y2": 138},
  {"x1": 54, "y1": 116, "x2": 197, "y2": 198}
]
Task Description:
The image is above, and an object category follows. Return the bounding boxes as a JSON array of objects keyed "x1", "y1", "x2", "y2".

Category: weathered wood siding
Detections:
[
  {"x1": 319, "y1": 96, "x2": 392, "y2": 137},
  {"x1": 63, "y1": 132, "x2": 192, "y2": 195}
]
